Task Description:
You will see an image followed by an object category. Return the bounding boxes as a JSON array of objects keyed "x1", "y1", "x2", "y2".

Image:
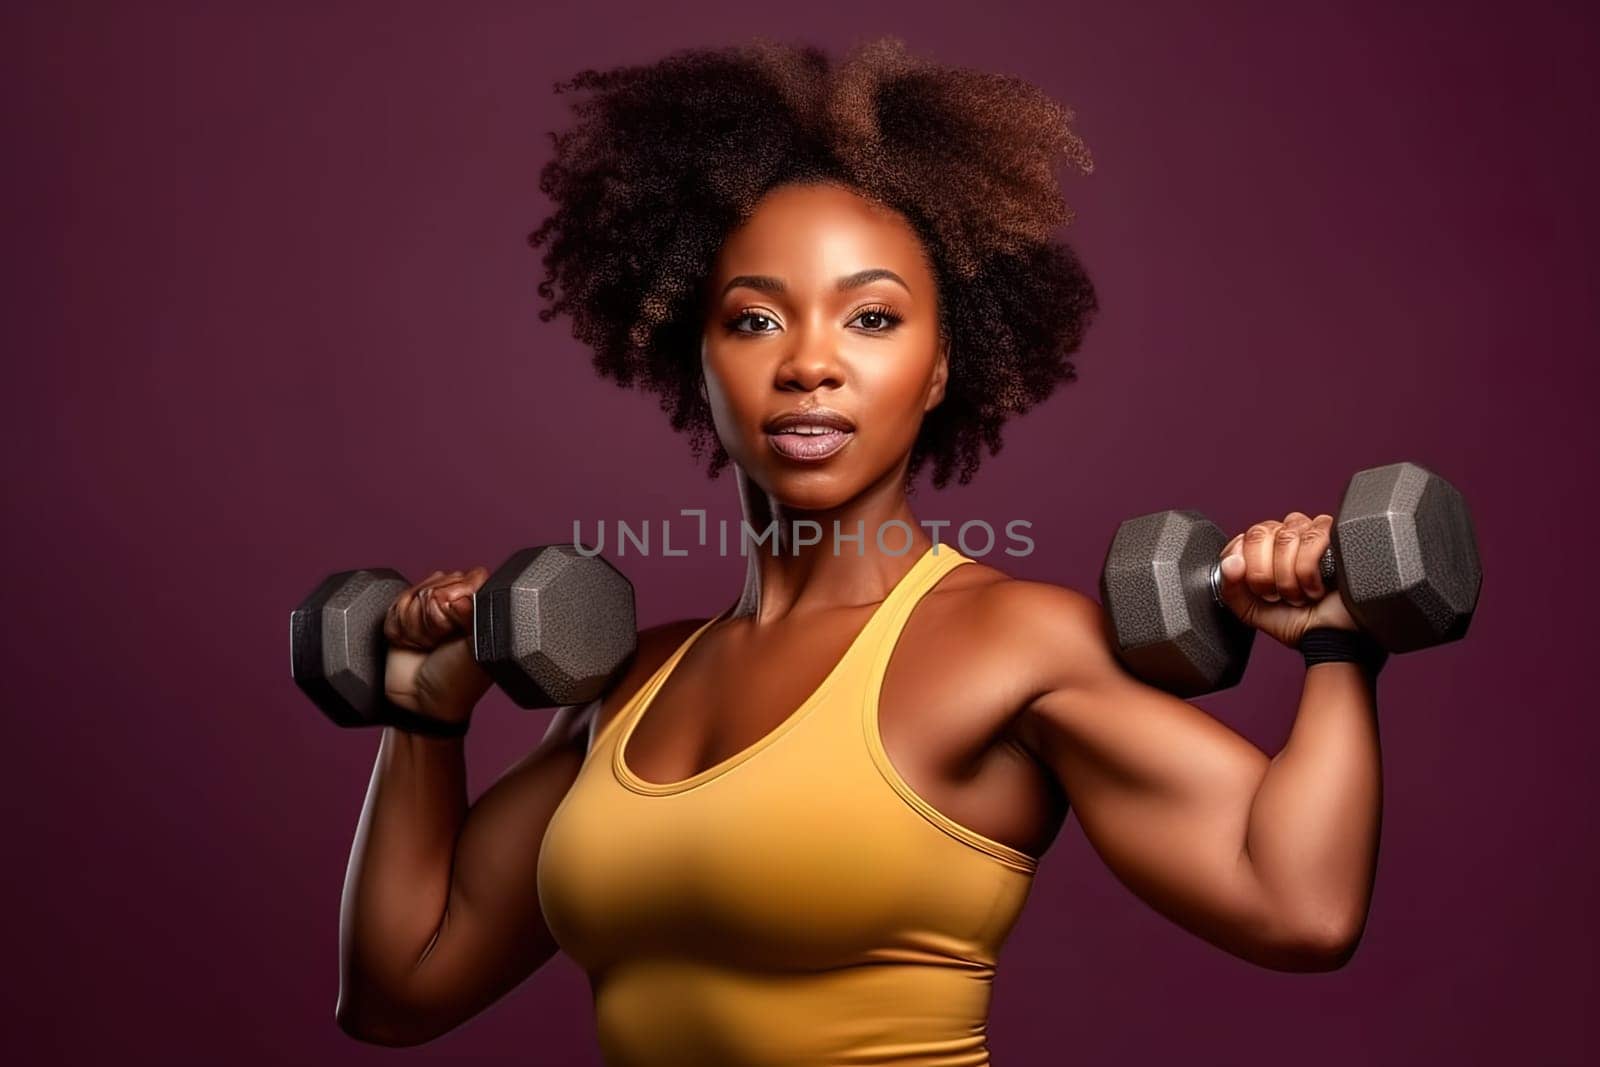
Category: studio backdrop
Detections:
[{"x1": 4, "y1": 2, "x2": 1594, "y2": 1065}]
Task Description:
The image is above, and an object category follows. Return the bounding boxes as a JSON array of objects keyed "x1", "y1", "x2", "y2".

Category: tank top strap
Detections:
[
  {"x1": 591, "y1": 612, "x2": 723, "y2": 752},
  {"x1": 856, "y1": 544, "x2": 1039, "y2": 874},
  {"x1": 591, "y1": 544, "x2": 967, "y2": 755},
  {"x1": 860, "y1": 543, "x2": 974, "y2": 692}
]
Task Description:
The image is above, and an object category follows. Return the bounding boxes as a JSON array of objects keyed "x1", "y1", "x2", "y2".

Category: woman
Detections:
[{"x1": 334, "y1": 37, "x2": 1389, "y2": 1065}]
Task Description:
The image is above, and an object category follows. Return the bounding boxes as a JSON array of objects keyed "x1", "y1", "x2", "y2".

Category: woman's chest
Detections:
[{"x1": 606, "y1": 591, "x2": 1066, "y2": 861}]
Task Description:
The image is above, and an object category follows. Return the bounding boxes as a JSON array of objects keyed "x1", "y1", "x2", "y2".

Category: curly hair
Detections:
[{"x1": 528, "y1": 36, "x2": 1097, "y2": 489}]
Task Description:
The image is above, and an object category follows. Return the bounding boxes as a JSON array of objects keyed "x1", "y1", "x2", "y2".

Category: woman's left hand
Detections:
[{"x1": 1216, "y1": 512, "x2": 1361, "y2": 648}]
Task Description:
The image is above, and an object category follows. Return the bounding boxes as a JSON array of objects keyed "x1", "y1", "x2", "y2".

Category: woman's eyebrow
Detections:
[
  {"x1": 721, "y1": 274, "x2": 786, "y2": 297},
  {"x1": 836, "y1": 268, "x2": 910, "y2": 294},
  {"x1": 720, "y1": 268, "x2": 911, "y2": 297}
]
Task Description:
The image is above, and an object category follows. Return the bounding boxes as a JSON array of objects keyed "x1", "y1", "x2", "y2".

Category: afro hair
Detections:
[{"x1": 529, "y1": 36, "x2": 1097, "y2": 489}]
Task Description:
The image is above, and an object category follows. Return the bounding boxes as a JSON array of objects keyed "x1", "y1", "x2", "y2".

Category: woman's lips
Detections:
[{"x1": 766, "y1": 428, "x2": 853, "y2": 461}]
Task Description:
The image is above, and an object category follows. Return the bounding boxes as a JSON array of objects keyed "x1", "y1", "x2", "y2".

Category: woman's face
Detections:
[{"x1": 701, "y1": 181, "x2": 948, "y2": 511}]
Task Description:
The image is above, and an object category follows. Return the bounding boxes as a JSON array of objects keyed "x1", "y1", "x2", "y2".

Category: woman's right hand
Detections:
[{"x1": 383, "y1": 568, "x2": 493, "y2": 729}]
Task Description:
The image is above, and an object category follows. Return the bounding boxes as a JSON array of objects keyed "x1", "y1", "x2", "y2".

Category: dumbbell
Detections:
[
  {"x1": 1098, "y1": 460, "x2": 1482, "y2": 697},
  {"x1": 290, "y1": 544, "x2": 637, "y2": 731}
]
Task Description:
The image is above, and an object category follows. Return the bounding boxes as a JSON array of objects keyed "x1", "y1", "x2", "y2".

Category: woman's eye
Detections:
[
  {"x1": 728, "y1": 312, "x2": 778, "y2": 334},
  {"x1": 852, "y1": 307, "x2": 903, "y2": 332}
]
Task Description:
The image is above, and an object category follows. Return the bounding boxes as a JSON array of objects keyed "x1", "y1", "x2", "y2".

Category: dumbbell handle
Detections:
[{"x1": 1206, "y1": 544, "x2": 1337, "y2": 609}]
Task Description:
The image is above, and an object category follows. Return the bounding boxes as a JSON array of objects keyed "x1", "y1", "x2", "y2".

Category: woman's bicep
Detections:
[
  {"x1": 1014, "y1": 585, "x2": 1284, "y2": 958},
  {"x1": 389, "y1": 704, "x2": 591, "y2": 1037},
  {"x1": 390, "y1": 616, "x2": 711, "y2": 1034}
]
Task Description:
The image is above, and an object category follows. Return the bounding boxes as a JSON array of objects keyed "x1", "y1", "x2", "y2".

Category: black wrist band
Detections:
[
  {"x1": 1299, "y1": 626, "x2": 1389, "y2": 678},
  {"x1": 383, "y1": 704, "x2": 471, "y2": 738}
]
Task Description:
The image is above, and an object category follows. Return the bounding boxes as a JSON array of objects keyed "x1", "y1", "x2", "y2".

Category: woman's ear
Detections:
[{"x1": 925, "y1": 336, "x2": 950, "y2": 413}]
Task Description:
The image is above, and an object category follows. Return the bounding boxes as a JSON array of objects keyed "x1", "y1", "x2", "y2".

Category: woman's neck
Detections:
[{"x1": 727, "y1": 462, "x2": 935, "y2": 626}]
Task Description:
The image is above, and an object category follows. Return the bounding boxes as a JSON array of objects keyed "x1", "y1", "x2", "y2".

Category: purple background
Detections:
[{"x1": 6, "y1": 1, "x2": 1595, "y2": 1063}]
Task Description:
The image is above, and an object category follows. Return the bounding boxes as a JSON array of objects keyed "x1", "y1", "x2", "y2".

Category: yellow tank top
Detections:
[{"x1": 536, "y1": 544, "x2": 1039, "y2": 1066}]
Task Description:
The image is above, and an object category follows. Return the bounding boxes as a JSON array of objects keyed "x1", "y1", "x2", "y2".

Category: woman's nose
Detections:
[{"x1": 776, "y1": 330, "x2": 845, "y2": 392}]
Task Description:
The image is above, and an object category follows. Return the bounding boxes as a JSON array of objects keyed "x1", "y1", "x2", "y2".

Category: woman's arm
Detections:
[
  {"x1": 335, "y1": 617, "x2": 698, "y2": 1045},
  {"x1": 334, "y1": 701, "x2": 588, "y2": 1045},
  {"x1": 1007, "y1": 579, "x2": 1381, "y2": 972}
]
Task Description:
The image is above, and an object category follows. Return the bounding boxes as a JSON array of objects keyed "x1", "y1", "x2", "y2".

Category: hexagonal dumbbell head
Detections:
[
  {"x1": 473, "y1": 545, "x2": 637, "y2": 708},
  {"x1": 290, "y1": 568, "x2": 410, "y2": 727},
  {"x1": 1099, "y1": 509, "x2": 1257, "y2": 697},
  {"x1": 1332, "y1": 461, "x2": 1482, "y2": 652}
]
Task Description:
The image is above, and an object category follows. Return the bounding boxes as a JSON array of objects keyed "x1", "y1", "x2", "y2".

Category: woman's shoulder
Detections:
[
  {"x1": 937, "y1": 555, "x2": 1100, "y2": 623},
  {"x1": 929, "y1": 557, "x2": 1112, "y2": 687}
]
